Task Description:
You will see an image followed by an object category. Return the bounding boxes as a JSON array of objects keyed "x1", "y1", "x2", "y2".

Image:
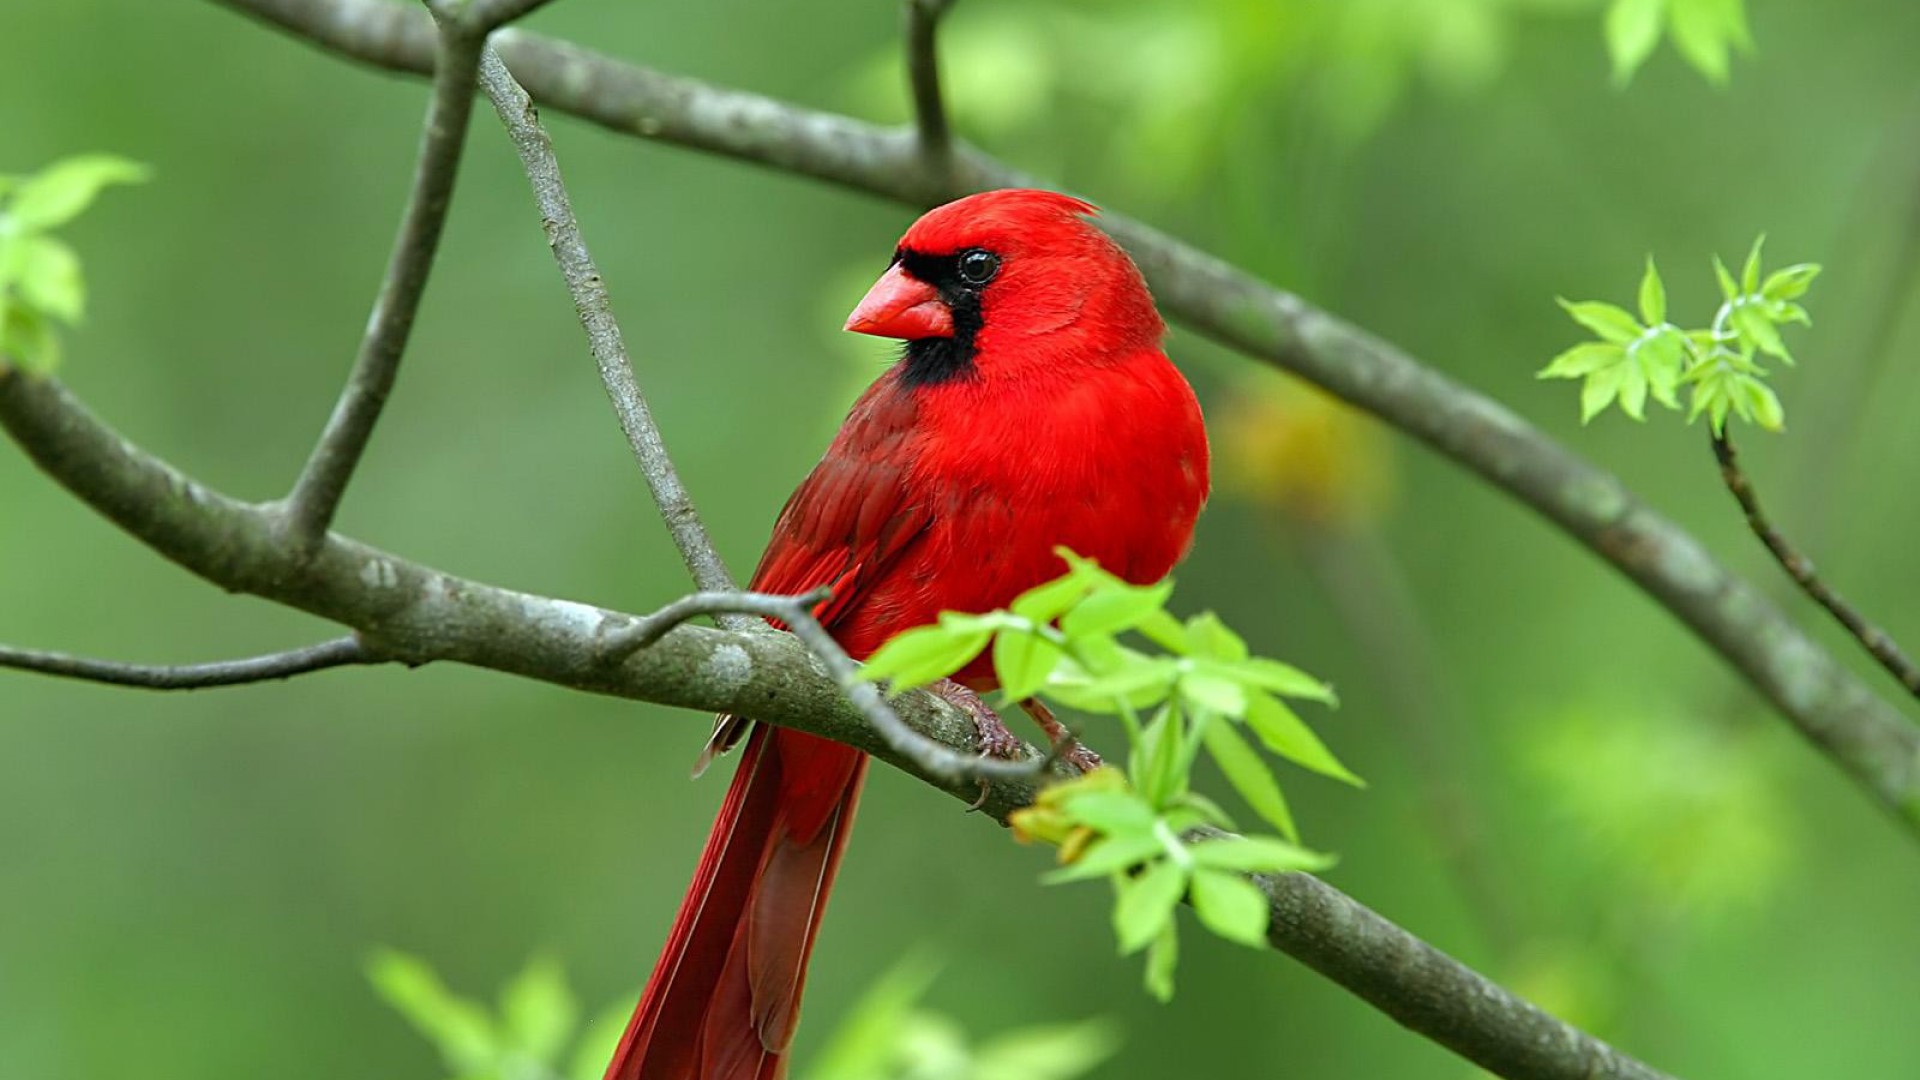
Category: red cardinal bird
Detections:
[{"x1": 604, "y1": 189, "x2": 1209, "y2": 1080}]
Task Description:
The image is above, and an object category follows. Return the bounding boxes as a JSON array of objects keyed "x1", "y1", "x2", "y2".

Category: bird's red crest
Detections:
[{"x1": 898, "y1": 189, "x2": 1101, "y2": 255}]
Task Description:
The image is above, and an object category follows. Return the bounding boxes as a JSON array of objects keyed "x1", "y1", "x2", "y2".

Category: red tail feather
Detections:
[{"x1": 605, "y1": 725, "x2": 867, "y2": 1080}]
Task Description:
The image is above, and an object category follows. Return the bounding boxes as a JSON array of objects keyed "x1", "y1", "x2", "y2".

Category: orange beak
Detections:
[{"x1": 844, "y1": 263, "x2": 952, "y2": 339}]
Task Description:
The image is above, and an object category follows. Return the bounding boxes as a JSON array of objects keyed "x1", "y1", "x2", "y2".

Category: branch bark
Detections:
[
  {"x1": 206, "y1": 0, "x2": 1920, "y2": 836},
  {"x1": 0, "y1": 363, "x2": 1668, "y2": 1080}
]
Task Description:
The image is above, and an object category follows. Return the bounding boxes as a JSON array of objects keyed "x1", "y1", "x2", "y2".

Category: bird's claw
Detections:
[
  {"x1": 932, "y1": 679, "x2": 1024, "y2": 759},
  {"x1": 1057, "y1": 739, "x2": 1102, "y2": 774}
]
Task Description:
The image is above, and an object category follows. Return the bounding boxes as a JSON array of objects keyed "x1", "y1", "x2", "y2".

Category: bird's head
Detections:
[{"x1": 845, "y1": 189, "x2": 1165, "y2": 386}]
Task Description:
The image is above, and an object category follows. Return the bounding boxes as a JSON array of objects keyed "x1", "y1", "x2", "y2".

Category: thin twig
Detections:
[
  {"x1": 601, "y1": 586, "x2": 1055, "y2": 783},
  {"x1": 600, "y1": 587, "x2": 832, "y2": 655},
  {"x1": 904, "y1": 0, "x2": 955, "y2": 165},
  {"x1": 1712, "y1": 430, "x2": 1920, "y2": 698},
  {"x1": 0, "y1": 636, "x2": 377, "y2": 689},
  {"x1": 473, "y1": 48, "x2": 743, "y2": 620},
  {"x1": 278, "y1": 23, "x2": 484, "y2": 552}
]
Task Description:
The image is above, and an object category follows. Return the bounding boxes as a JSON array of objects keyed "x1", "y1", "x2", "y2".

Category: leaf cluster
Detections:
[
  {"x1": 805, "y1": 952, "x2": 1121, "y2": 1080},
  {"x1": 1539, "y1": 238, "x2": 1818, "y2": 434},
  {"x1": 1605, "y1": 0, "x2": 1753, "y2": 85},
  {"x1": 372, "y1": 950, "x2": 1118, "y2": 1080},
  {"x1": 366, "y1": 950, "x2": 624, "y2": 1080},
  {"x1": 859, "y1": 549, "x2": 1352, "y2": 1000},
  {"x1": 0, "y1": 154, "x2": 148, "y2": 374}
]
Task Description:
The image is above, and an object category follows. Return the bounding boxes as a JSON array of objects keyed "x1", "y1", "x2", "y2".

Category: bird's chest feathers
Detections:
[{"x1": 907, "y1": 366, "x2": 1199, "y2": 584}]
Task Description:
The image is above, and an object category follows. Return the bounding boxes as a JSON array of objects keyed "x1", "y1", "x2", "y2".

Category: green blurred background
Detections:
[{"x1": 5, "y1": 0, "x2": 1920, "y2": 1076}]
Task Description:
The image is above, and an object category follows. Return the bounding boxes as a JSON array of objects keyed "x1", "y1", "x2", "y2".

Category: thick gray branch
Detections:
[
  {"x1": 0, "y1": 636, "x2": 377, "y2": 689},
  {"x1": 278, "y1": 22, "x2": 483, "y2": 550},
  {"x1": 0, "y1": 365, "x2": 1664, "y2": 1080},
  {"x1": 471, "y1": 47, "x2": 741, "y2": 614},
  {"x1": 207, "y1": 0, "x2": 1920, "y2": 836}
]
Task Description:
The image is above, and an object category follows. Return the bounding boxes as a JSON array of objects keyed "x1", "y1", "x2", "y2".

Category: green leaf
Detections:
[
  {"x1": 1729, "y1": 300, "x2": 1790, "y2": 362},
  {"x1": 1201, "y1": 717, "x2": 1297, "y2": 841},
  {"x1": 1617, "y1": 364, "x2": 1649, "y2": 421},
  {"x1": 993, "y1": 626, "x2": 1064, "y2": 701},
  {"x1": 1143, "y1": 921, "x2": 1178, "y2": 1003},
  {"x1": 1045, "y1": 654, "x2": 1178, "y2": 714},
  {"x1": 1669, "y1": 0, "x2": 1747, "y2": 83},
  {"x1": 1556, "y1": 298, "x2": 1642, "y2": 344},
  {"x1": 1686, "y1": 364, "x2": 1764, "y2": 436},
  {"x1": 1538, "y1": 342, "x2": 1623, "y2": 380},
  {"x1": 1188, "y1": 868, "x2": 1270, "y2": 947},
  {"x1": 7, "y1": 154, "x2": 149, "y2": 230},
  {"x1": 1245, "y1": 692, "x2": 1364, "y2": 786},
  {"x1": 1113, "y1": 859, "x2": 1187, "y2": 954},
  {"x1": 2, "y1": 305, "x2": 61, "y2": 375},
  {"x1": 975, "y1": 1018, "x2": 1124, "y2": 1080},
  {"x1": 500, "y1": 955, "x2": 578, "y2": 1065},
  {"x1": 1761, "y1": 263, "x2": 1820, "y2": 301},
  {"x1": 801, "y1": 952, "x2": 940, "y2": 1080},
  {"x1": 1043, "y1": 831, "x2": 1167, "y2": 883},
  {"x1": 1183, "y1": 611, "x2": 1248, "y2": 661},
  {"x1": 1739, "y1": 234, "x2": 1765, "y2": 294},
  {"x1": 1134, "y1": 706, "x2": 1190, "y2": 807},
  {"x1": 1635, "y1": 328, "x2": 1686, "y2": 409},
  {"x1": 1011, "y1": 571, "x2": 1090, "y2": 624},
  {"x1": 1060, "y1": 790, "x2": 1157, "y2": 836},
  {"x1": 1170, "y1": 791, "x2": 1236, "y2": 830},
  {"x1": 1178, "y1": 667, "x2": 1247, "y2": 717},
  {"x1": 1187, "y1": 835, "x2": 1334, "y2": 874},
  {"x1": 1765, "y1": 299, "x2": 1811, "y2": 327},
  {"x1": 1579, "y1": 363, "x2": 1625, "y2": 422},
  {"x1": 1061, "y1": 578, "x2": 1174, "y2": 640},
  {"x1": 1713, "y1": 256, "x2": 1740, "y2": 301},
  {"x1": 858, "y1": 622, "x2": 990, "y2": 693},
  {"x1": 1227, "y1": 657, "x2": 1337, "y2": 704},
  {"x1": 1742, "y1": 375, "x2": 1785, "y2": 431},
  {"x1": 1133, "y1": 609, "x2": 1191, "y2": 654},
  {"x1": 1637, "y1": 256, "x2": 1667, "y2": 324},
  {"x1": 1605, "y1": 0, "x2": 1667, "y2": 83},
  {"x1": 365, "y1": 950, "x2": 499, "y2": 1076},
  {"x1": 17, "y1": 235, "x2": 84, "y2": 324}
]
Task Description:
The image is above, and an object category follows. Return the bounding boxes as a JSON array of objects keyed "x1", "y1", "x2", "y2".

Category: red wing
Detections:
[{"x1": 746, "y1": 378, "x2": 929, "y2": 632}]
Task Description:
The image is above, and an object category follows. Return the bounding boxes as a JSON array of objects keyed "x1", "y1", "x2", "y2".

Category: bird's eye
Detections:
[{"x1": 956, "y1": 249, "x2": 1000, "y2": 286}]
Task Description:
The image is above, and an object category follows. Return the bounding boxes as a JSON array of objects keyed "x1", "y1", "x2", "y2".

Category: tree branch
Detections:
[
  {"x1": 599, "y1": 586, "x2": 1059, "y2": 783},
  {"x1": 207, "y1": 0, "x2": 1920, "y2": 837},
  {"x1": 277, "y1": 19, "x2": 483, "y2": 551},
  {"x1": 458, "y1": 0, "x2": 556, "y2": 30},
  {"x1": 471, "y1": 48, "x2": 742, "y2": 617},
  {"x1": 1713, "y1": 430, "x2": 1920, "y2": 698},
  {"x1": 0, "y1": 635, "x2": 378, "y2": 689},
  {"x1": 0, "y1": 363, "x2": 1666, "y2": 1080},
  {"x1": 904, "y1": 0, "x2": 955, "y2": 166}
]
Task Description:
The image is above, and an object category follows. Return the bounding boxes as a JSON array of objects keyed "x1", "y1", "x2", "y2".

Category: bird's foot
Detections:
[
  {"x1": 1021, "y1": 697, "x2": 1102, "y2": 774},
  {"x1": 932, "y1": 679, "x2": 1024, "y2": 759}
]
